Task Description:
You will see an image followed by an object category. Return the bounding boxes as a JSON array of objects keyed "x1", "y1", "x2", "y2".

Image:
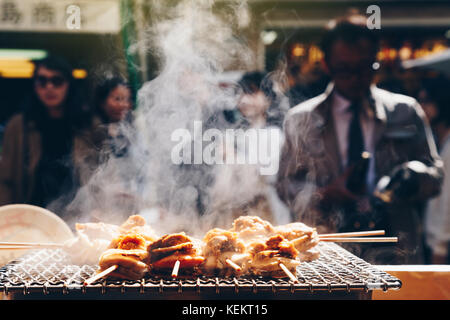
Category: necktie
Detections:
[{"x1": 347, "y1": 103, "x2": 365, "y2": 166}]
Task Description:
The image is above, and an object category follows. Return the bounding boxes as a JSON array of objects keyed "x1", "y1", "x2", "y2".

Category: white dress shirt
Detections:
[{"x1": 331, "y1": 91, "x2": 376, "y2": 191}]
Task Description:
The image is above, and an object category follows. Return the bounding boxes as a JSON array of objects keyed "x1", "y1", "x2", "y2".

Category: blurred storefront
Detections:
[
  {"x1": 251, "y1": 0, "x2": 450, "y2": 95},
  {"x1": 0, "y1": 0, "x2": 138, "y2": 126},
  {"x1": 1, "y1": 0, "x2": 450, "y2": 125}
]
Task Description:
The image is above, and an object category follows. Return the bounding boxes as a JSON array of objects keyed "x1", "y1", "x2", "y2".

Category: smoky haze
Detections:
[{"x1": 63, "y1": 0, "x2": 292, "y2": 238}]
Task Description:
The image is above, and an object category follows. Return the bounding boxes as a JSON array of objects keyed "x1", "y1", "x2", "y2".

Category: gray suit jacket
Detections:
[{"x1": 276, "y1": 83, "x2": 444, "y2": 263}]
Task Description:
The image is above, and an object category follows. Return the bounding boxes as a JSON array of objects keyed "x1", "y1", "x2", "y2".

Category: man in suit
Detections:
[{"x1": 276, "y1": 14, "x2": 443, "y2": 264}]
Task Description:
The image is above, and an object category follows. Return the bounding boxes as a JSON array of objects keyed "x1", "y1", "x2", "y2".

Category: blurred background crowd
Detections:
[{"x1": 0, "y1": 0, "x2": 449, "y2": 265}]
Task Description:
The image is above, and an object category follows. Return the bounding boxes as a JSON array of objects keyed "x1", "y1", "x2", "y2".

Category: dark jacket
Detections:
[
  {"x1": 0, "y1": 113, "x2": 90, "y2": 211},
  {"x1": 276, "y1": 83, "x2": 444, "y2": 263}
]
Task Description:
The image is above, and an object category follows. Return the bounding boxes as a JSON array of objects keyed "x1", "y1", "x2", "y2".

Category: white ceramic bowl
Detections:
[{"x1": 0, "y1": 204, "x2": 74, "y2": 266}]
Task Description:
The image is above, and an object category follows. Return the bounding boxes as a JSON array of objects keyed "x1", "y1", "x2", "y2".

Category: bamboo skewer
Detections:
[
  {"x1": 319, "y1": 230, "x2": 385, "y2": 238},
  {"x1": 84, "y1": 265, "x2": 118, "y2": 285},
  {"x1": 0, "y1": 230, "x2": 392, "y2": 251},
  {"x1": 0, "y1": 242, "x2": 64, "y2": 250},
  {"x1": 172, "y1": 260, "x2": 181, "y2": 278},
  {"x1": 225, "y1": 259, "x2": 242, "y2": 272},
  {"x1": 278, "y1": 262, "x2": 299, "y2": 283},
  {"x1": 320, "y1": 237, "x2": 398, "y2": 243},
  {"x1": 0, "y1": 246, "x2": 49, "y2": 250},
  {"x1": 1, "y1": 229, "x2": 396, "y2": 286}
]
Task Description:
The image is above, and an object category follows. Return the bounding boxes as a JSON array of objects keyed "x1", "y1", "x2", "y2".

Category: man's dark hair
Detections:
[
  {"x1": 238, "y1": 71, "x2": 276, "y2": 102},
  {"x1": 237, "y1": 71, "x2": 286, "y2": 127},
  {"x1": 320, "y1": 13, "x2": 380, "y2": 63}
]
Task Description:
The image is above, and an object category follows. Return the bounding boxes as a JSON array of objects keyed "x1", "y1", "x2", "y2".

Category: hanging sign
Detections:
[{"x1": 0, "y1": 0, "x2": 120, "y2": 33}]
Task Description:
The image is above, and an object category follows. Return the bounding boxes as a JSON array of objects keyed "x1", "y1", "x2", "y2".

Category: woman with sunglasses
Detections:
[{"x1": 0, "y1": 55, "x2": 91, "y2": 219}]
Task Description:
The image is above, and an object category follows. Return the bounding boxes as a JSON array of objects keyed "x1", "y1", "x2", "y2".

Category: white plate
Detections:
[{"x1": 0, "y1": 204, "x2": 74, "y2": 266}]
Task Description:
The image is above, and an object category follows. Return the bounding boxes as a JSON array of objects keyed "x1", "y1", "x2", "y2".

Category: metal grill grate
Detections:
[{"x1": 0, "y1": 242, "x2": 401, "y2": 298}]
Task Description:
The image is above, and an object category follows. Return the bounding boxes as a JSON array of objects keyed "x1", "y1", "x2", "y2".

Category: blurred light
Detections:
[
  {"x1": 0, "y1": 49, "x2": 46, "y2": 78},
  {"x1": 372, "y1": 62, "x2": 380, "y2": 70},
  {"x1": 387, "y1": 49, "x2": 397, "y2": 60},
  {"x1": 399, "y1": 46, "x2": 412, "y2": 60},
  {"x1": 1, "y1": 69, "x2": 34, "y2": 78},
  {"x1": 0, "y1": 59, "x2": 34, "y2": 68},
  {"x1": 0, "y1": 49, "x2": 47, "y2": 60},
  {"x1": 445, "y1": 30, "x2": 450, "y2": 39},
  {"x1": 292, "y1": 44, "x2": 305, "y2": 57},
  {"x1": 72, "y1": 69, "x2": 88, "y2": 79},
  {"x1": 432, "y1": 43, "x2": 447, "y2": 54},
  {"x1": 308, "y1": 45, "x2": 324, "y2": 63},
  {"x1": 377, "y1": 48, "x2": 398, "y2": 61},
  {"x1": 414, "y1": 48, "x2": 428, "y2": 59},
  {"x1": 260, "y1": 30, "x2": 277, "y2": 46},
  {"x1": 0, "y1": 58, "x2": 35, "y2": 78}
]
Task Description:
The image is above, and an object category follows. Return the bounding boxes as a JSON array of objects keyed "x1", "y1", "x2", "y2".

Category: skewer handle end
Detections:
[
  {"x1": 278, "y1": 262, "x2": 299, "y2": 283},
  {"x1": 172, "y1": 260, "x2": 181, "y2": 278},
  {"x1": 84, "y1": 265, "x2": 118, "y2": 286}
]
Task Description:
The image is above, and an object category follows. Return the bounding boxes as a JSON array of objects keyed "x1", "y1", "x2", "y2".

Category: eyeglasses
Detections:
[{"x1": 35, "y1": 75, "x2": 67, "y2": 88}]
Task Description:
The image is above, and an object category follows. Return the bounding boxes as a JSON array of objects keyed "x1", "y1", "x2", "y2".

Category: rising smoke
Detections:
[{"x1": 65, "y1": 0, "x2": 291, "y2": 237}]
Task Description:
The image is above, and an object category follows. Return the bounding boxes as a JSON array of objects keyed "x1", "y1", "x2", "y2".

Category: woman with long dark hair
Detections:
[
  {"x1": 0, "y1": 55, "x2": 91, "y2": 218},
  {"x1": 67, "y1": 74, "x2": 140, "y2": 225},
  {"x1": 93, "y1": 76, "x2": 133, "y2": 124},
  {"x1": 77, "y1": 76, "x2": 134, "y2": 169}
]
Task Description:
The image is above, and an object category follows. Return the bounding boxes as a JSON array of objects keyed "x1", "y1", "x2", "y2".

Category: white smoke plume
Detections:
[{"x1": 66, "y1": 0, "x2": 291, "y2": 237}]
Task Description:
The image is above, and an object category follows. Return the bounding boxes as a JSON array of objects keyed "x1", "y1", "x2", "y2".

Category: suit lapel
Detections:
[
  {"x1": 314, "y1": 84, "x2": 388, "y2": 183},
  {"x1": 369, "y1": 86, "x2": 388, "y2": 183},
  {"x1": 370, "y1": 86, "x2": 387, "y2": 148},
  {"x1": 315, "y1": 84, "x2": 343, "y2": 180}
]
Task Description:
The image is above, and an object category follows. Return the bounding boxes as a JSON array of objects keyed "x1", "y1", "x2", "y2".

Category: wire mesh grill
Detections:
[{"x1": 0, "y1": 242, "x2": 401, "y2": 297}]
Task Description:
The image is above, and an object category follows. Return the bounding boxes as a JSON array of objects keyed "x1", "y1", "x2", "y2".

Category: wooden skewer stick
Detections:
[
  {"x1": 320, "y1": 237, "x2": 398, "y2": 243},
  {"x1": 0, "y1": 246, "x2": 47, "y2": 250},
  {"x1": 291, "y1": 235, "x2": 309, "y2": 248},
  {"x1": 84, "y1": 265, "x2": 118, "y2": 286},
  {"x1": 0, "y1": 245, "x2": 63, "y2": 250},
  {"x1": 278, "y1": 262, "x2": 299, "y2": 283},
  {"x1": 172, "y1": 260, "x2": 181, "y2": 278},
  {"x1": 225, "y1": 259, "x2": 242, "y2": 272},
  {"x1": 0, "y1": 241, "x2": 63, "y2": 246},
  {"x1": 0, "y1": 242, "x2": 64, "y2": 249},
  {"x1": 319, "y1": 230, "x2": 385, "y2": 238}
]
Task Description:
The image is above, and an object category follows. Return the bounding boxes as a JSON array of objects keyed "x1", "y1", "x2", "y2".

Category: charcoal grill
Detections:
[{"x1": 0, "y1": 242, "x2": 401, "y2": 300}]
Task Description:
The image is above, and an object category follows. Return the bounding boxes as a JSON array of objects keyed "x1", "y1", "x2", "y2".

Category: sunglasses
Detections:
[{"x1": 35, "y1": 75, "x2": 67, "y2": 88}]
